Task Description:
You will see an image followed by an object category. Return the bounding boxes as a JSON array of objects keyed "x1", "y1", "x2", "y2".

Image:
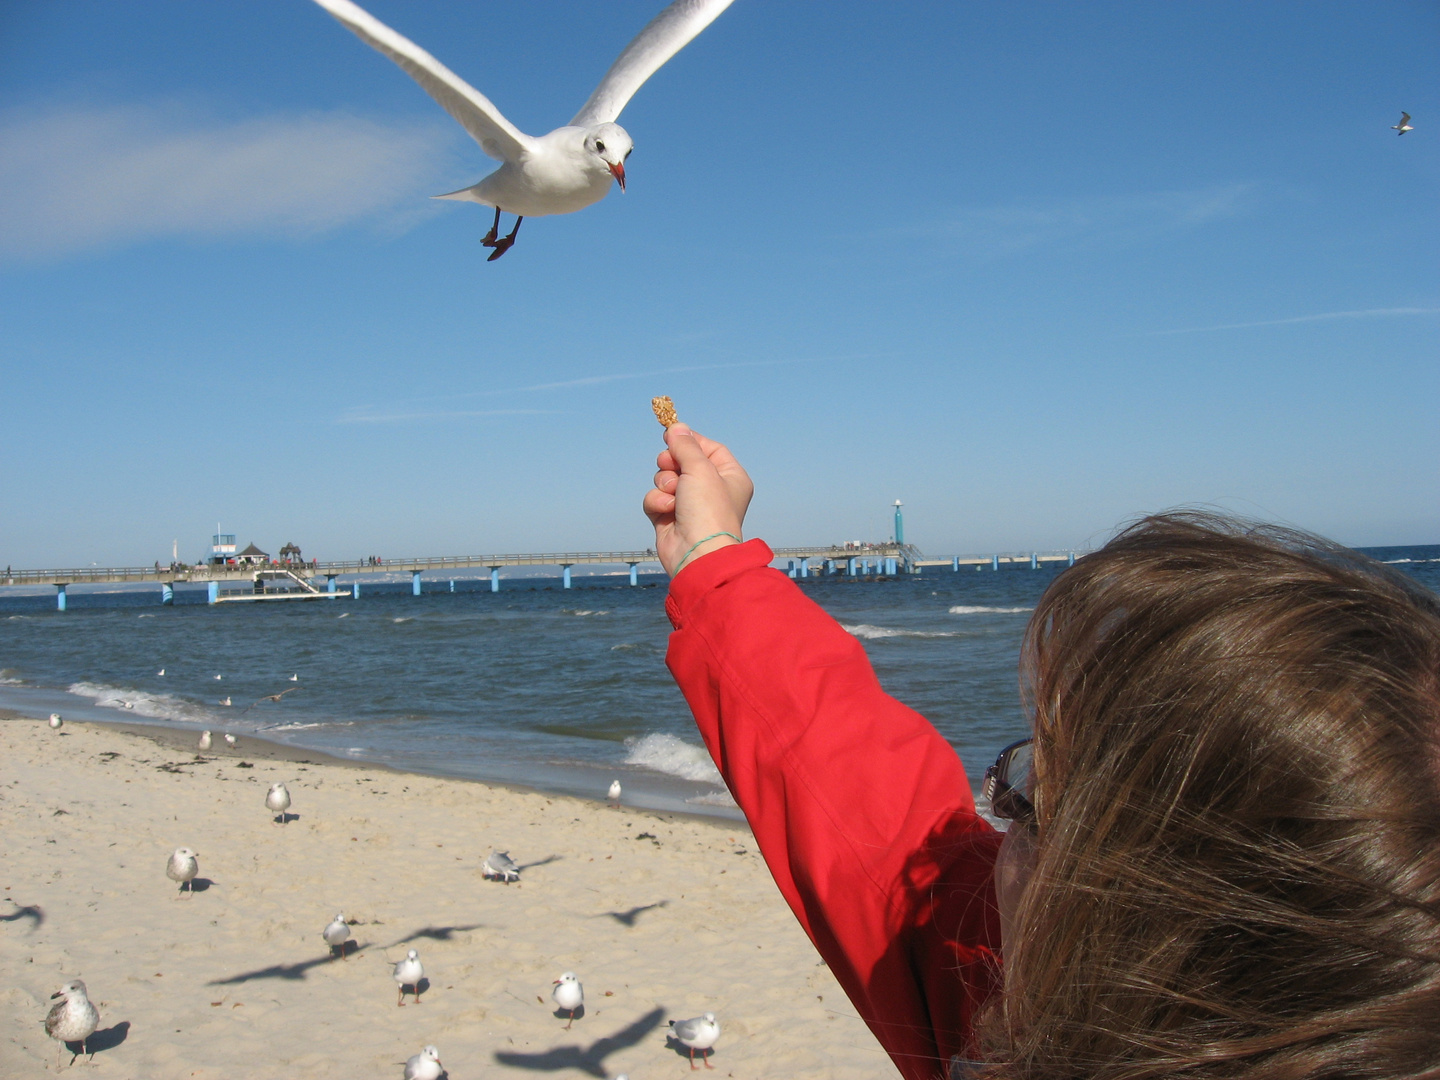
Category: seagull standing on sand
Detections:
[
  {"x1": 224, "y1": 733, "x2": 237, "y2": 749},
  {"x1": 669, "y1": 1012, "x2": 720, "y2": 1070},
  {"x1": 45, "y1": 979, "x2": 99, "y2": 1067},
  {"x1": 607, "y1": 779, "x2": 623, "y2": 807},
  {"x1": 48, "y1": 713, "x2": 63, "y2": 729},
  {"x1": 393, "y1": 948, "x2": 425, "y2": 1006},
  {"x1": 266, "y1": 782, "x2": 292, "y2": 824},
  {"x1": 404, "y1": 1045, "x2": 445, "y2": 1080},
  {"x1": 324, "y1": 913, "x2": 352, "y2": 959},
  {"x1": 481, "y1": 850, "x2": 520, "y2": 883},
  {"x1": 198, "y1": 730, "x2": 212, "y2": 752},
  {"x1": 166, "y1": 847, "x2": 200, "y2": 897},
  {"x1": 311, "y1": 0, "x2": 735, "y2": 260},
  {"x1": 1393, "y1": 111, "x2": 1413, "y2": 135},
  {"x1": 552, "y1": 971, "x2": 584, "y2": 1029}
]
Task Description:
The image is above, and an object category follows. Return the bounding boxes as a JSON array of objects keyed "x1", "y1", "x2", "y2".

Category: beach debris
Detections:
[
  {"x1": 266, "y1": 782, "x2": 292, "y2": 824},
  {"x1": 393, "y1": 948, "x2": 424, "y2": 1006},
  {"x1": 551, "y1": 971, "x2": 584, "y2": 1028},
  {"x1": 668, "y1": 1012, "x2": 720, "y2": 1070},
  {"x1": 166, "y1": 847, "x2": 200, "y2": 897},
  {"x1": 323, "y1": 913, "x2": 352, "y2": 959},
  {"x1": 1393, "y1": 111, "x2": 1413, "y2": 135},
  {"x1": 481, "y1": 850, "x2": 521, "y2": 883},
  {"x1": 652, "y1": 395, "x2": 679, "y2": 427},
  {"x1": 223, "y1": 733, "x2": 237, "y2": 749},
  {"x1": 311, "y1": 0, "x2": 734, "y2": 262},
  {"x1": 404, "y1": 1044, "x2": 444, "y2": 1080},
  {"x1": 607, "y1": 779, "x2": 623, "y2": 807},
  {"x1": 48, "y1": 713, "x2": 63, "y2": 729},
  {"x1": 198, "y1": 731, "x2": 212, "y2": 752},
  {"x1": 45, "y1": 979, "x2": 99, "y2": 1067}
]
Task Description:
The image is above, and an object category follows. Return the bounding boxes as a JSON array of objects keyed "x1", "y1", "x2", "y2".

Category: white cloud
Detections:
[
  {"x1": 0, "y1": 100, "x2": 469, "y2": 260},
  {"x1": 1136, "y1": 307, "x2": 1440, "y2": 336},
  {"x1": 903, "y1": 184, "x2": 1258, "y2": 258}
]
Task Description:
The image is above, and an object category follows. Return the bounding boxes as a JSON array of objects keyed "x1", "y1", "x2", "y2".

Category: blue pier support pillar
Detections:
[
  {"x1": 489, "y1": 567, "x2": 500, "y2": 593},
  {"x1": 411, "y1": 571, "x2": 422, "y2": 596},
  {"x1": 847, "y1": 557, "x2": 857, "y2": 576},
  {"x1": 55, "y1": 584, "x2": 68, "y2": 611},
  {"x1": 1030, "y1": 552, "x2": 1039, "y2": 570},
  {"x1": 952, "y1": 556, "x2": 960, "y2": 572},
  {"x1": 1068, "y1": 552, "x2": 1076, "y2": 567},
  {"x1": 885, "y1": 556, "x2": 897, "y2": 575},
  {"x1": 326, "y1": 575, "x2": 337, "y2": 594},
  {"x1": 449, "y1": 580, "x2": 455, "y2": 593},
  {"x1": 562, "y1": 565, "x2": 573, "y2": 589},
  {"x1": 353, "y1": 580, "x2": 360, "y2": 599},
  {"x1": 161, "y1": 582, "x2": 174, "y2": 606},
  {"x1": 992, "y1": 554, "x2": 1000, "y2": 571},
  {"x1": 825, "y1": 559, "x2": 835, "y2": 576},
  {"x1": 798, "y1": 559, "x2": 809, "y2": 578},
  {"x1": 628, "y1": 563, "x2": 639, "y2": 586},
  {"x1": 207, "y1": 581, "x2": 219, "y2": 604},
  {"x1": 787, "y1": 560, "x2": 797, "y2": 578}
]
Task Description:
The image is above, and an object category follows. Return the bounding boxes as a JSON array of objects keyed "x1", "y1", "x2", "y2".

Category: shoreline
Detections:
[{"x1": 0, "y1": 711, "x2": 898, "y2": 1077}]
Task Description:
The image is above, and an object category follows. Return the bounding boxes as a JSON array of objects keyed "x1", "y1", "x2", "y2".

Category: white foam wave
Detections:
[
  {"x1": 6, "y1": 615, "x2": 26, "y2": 620},
  {"x1": 686, "y1": 790, "x2": 739, "y2": 808},
  {"x1": 842, "y1": 623, "x2": 961, "y2": 640},
  {"x1": 263, "y1": 721, "x2": 348, "y2": 731},
  {"x1": 623, "y1": 733, "x2": 723, "y2": 784},
  {"x1": 562, "y1": 609, "x2": 609, "y2": 617},
  {"x1": 948, "y1": 605, "x2": 1033, "y2": 615},
  {"x1": 67, "y1": 681, "x2": 214, "y2": 725},
  {"x1": 0, "y1": 672, "x2": 23, "y2": 685},
  {"x1": 392, "y1": 617, "x2": 413, "y2": 624},
  {"x1": 137, "y1": 613, "x2": 156, "y2": 618}
]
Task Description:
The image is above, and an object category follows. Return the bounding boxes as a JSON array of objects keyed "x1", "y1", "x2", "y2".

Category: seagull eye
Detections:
[
  {"x1": 624, "y1": 148, "x2": 632, "y2": 160},
  {"x1": 595, "y1": 140, "x2": 606, "y2": 153}
]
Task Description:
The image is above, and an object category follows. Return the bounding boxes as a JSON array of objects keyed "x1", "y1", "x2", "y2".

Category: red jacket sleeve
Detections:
[{"x1": 665, "y1": 540, "x2": 1004, "y2": 1078}]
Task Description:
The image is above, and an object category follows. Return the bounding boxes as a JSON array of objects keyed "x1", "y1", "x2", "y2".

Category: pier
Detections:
[{"x1": 2, "y1": 543, "x2": 1082, "y2": 609}]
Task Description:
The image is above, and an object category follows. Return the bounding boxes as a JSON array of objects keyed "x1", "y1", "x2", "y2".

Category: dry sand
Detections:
[{"x1": 0, "y1": 714, "x2": 899, "y2": 1078}]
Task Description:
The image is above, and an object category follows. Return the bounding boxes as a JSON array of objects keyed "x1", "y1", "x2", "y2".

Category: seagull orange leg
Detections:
[{"x1": 486, "y1": 216, "x2": 523, "y2": 261}]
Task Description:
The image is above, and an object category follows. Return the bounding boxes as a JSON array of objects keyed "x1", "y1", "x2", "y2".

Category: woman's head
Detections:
[{"x1": 986, "y1": 512, "x2": 1440, "y2": 1078}]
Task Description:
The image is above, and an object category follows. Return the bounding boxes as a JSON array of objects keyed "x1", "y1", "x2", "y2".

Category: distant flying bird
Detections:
[
  {"x1": 167, "y1": 847, "x2": 200, "y2": 897},
  {"x1": 45, "y1": 980, "x2": 99, "y2": 1067},
  {"x1": 240, "y1": 686, "x2": 303, "y2": 714},
  {"x1": 393, "y1": 948, "x2": 425, "y2": 1006},
  {"x1": 551, "y1": 971, "x2": 584, "y2": 1029},
  {"x1": 266, "y1": 782, "x2": 292, "y2": 824},
  {"x1": 1393, "y1": 111, "x2": 1413, "y2": 135},
  {"x1": 312, "y1": 0, "x2": 735, "y2": 260},
  {"x1": 198, "y1": 730, "x2": 212, "y2": 752}
]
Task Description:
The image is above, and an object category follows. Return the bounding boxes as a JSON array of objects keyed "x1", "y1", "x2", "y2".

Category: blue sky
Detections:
[{"x1": 2, "y1": 0, "x2": 1436, "y2": 568}]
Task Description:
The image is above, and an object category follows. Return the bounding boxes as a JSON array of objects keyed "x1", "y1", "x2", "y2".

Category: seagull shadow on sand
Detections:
[
  {"x1": 207, "y1": 946, "x2": 370, "y2": 985},
  {"x1": 494, "y1": 1006, "x2": 664, "y2": 1076},
  {"x1": 517, "y1": 855, "x2": 562, "y2": 872},
  {"x1": 599, "y1": 900, "x2": 668, "y2": 928},
  {"x1": 55, "y1": 1020, "x2": 130, "y2": 1064},
  {"x1": 186, "y1": 878, "x2": 215, "y2": 894},
  {"x1": 383, "y1": 923, "x2": 486, "y2": 949},
  {"x1": 2, "y1": 902, "x2": 43, "y2": 928}
]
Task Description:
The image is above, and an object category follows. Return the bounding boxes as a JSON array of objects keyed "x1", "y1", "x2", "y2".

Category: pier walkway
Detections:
[{"x1": 3, "y1": 543, "x2": 1081, "y2": 609}]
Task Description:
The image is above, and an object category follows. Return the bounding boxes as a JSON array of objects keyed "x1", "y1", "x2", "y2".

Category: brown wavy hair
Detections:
[{"x1": 979, "y1": 512, "x2": 1440, "y2": 1078}]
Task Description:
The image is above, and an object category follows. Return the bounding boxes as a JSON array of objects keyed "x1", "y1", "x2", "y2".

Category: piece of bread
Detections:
[{"x1": 651, "y1": 395, "x2": 678, "y2": 428}]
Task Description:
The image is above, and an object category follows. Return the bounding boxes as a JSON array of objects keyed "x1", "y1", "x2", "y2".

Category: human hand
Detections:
[{"x1": 642, "y1": 424, "x2": 754, "y2": 576}]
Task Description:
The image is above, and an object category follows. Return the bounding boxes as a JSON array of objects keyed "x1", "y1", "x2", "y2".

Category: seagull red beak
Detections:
[{"x1": 608, "y1": 161, "x2": 626, "y2": 192}]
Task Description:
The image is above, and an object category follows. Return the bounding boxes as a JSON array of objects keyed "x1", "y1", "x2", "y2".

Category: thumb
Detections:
[{"x1": 664, "y1": 423, "x2": 715, "y2": 475}]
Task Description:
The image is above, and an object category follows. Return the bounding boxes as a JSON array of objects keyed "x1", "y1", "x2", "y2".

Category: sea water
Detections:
[{"x1": 2, "y1": 546, "x2": 1436, "y2": 819}]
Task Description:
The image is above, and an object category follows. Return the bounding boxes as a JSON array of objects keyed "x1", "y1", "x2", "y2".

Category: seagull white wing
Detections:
[
  {"x1": 313, "y1": 0, "x2": 532, "y2": 162},
  {"x1": 570, "y1": 0, "x2": 735, "y2": 127}
]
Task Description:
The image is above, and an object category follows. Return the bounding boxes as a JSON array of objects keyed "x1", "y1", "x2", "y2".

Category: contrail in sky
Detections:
[{"x1": 1136, "y1": 307, "x2": 1439, "y2": 336}]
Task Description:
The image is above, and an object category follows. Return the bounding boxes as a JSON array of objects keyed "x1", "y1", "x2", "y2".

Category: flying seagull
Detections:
[
  {"x1": 240, "y1": 686, "x2": 303, "y2": 715},
  {"x1": 1392, "y1": 111, "x2": 1413, "y2": 135},
  {"x1": 312, "y1": 0, "x2": 735, "y2": 260}
]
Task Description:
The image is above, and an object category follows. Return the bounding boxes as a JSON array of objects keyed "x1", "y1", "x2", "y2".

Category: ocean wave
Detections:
[
  {"x1": 262, "y1": 721, "x2": 350, "y2": 732},
  {"x1": 842, "y1": 623, "x2": 961, "y2": 640},
  {"x1": 609, "y1": 642, "x2": 654, "y2": 652},
  {"x1": 562, "y1": 609, "x2": 609, "y2": 617},
  {"x1": 6, "y1": 615, "x2": 26, "y2": 621},
  {"x1": 67, "y1": 681, "x2": 214, "y2": 725},
  {"x1": 623, "y1": 732, "x2": 723, "y2": 784},
  {"x1": 686, "y1": 790, "x2": 739, "y2": 808},
  {"x1": 392, "y1": 617, "x2": 414, "y2": 624},
  {"x1": 0, "y1": 670, "x2": 23, "y2": 685},
  {"x1": 948, "y1": 605, "x2": 1033, "y2": 615}
]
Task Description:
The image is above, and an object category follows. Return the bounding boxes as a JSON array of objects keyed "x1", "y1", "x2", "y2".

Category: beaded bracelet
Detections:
[{"x1": 673, "y1": 531, "x2": 742, "y2": 575}]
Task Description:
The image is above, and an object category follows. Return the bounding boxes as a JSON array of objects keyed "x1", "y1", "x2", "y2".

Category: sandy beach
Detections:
[{"x1": 0, "y1": 712, "x2": 898, "y2": 1078}]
